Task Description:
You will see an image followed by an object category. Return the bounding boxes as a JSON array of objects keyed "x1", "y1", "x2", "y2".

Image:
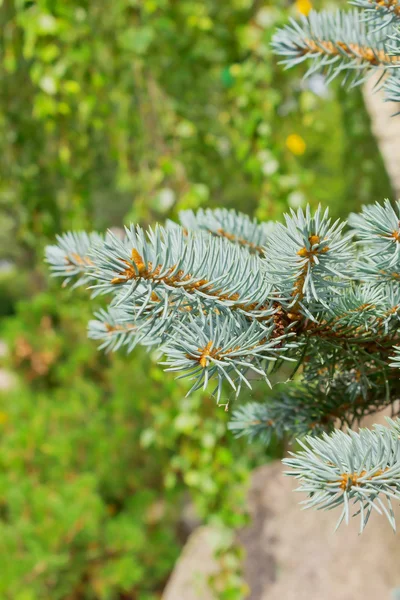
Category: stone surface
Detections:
[
  {"x1": 162, "y1": 526, "x2": 219, "y2": 600},
  {"x1": 163, "y1": 460, "x2": 400, "y2": 600},
  {"x1": 363, "y1": 75, "x2": 400, "y2": 197}
]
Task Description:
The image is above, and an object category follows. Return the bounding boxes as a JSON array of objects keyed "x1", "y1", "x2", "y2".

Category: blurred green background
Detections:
[{"x1": 0, "y1": 0, "x2": 392, "y2": 598}]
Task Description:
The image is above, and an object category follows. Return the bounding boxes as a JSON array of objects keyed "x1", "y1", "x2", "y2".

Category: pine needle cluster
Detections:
[
  {"x1": 47, "y1": 199, "x2": 400, "y2": 532},
  {"x1": 272, "y1": 0, "x2": 400, "y2": 104}
]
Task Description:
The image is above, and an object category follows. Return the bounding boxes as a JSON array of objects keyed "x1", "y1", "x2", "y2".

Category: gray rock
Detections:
[
  {"x1": 363, "y1": 75, "x2": 400, "y2": 198},
  {"x1": 162, "y1": 526, "x2": 219, "y2": 600}
]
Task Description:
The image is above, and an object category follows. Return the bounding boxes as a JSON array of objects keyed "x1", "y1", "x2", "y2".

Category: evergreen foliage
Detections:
[
  {"x1": 284, "y1": 418, "x2": 400, "y2": 533},
  {"x1": 272, "y1": 0, "x2": 400, "y2": 104},
  {"x1": 47, "y1": 198, "x2": 400, "y2": 532}
]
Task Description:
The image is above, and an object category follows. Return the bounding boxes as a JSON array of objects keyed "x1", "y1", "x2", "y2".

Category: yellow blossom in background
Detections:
[
  {"x1": 286, "y1": 133, "x2": 307, "y2": 156},
  {"x1": 0, "y1": 412, "x2": 9, "y2": 425},
  {"x1": 295, "y1": 0, "x2": 312, "y2": 16},
  {"x1": 230, "y1": 63, "x2": 242, "y2": 77}
]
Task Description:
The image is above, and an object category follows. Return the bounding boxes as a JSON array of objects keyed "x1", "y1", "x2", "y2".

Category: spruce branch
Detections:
[
  {"x1": 272, "y1": 9, "x2": 397, "y2": 86},
  {"x1": 177, "y1": 208, "x2": 274, "y2": 255},
  {"x1": 284, "y1": 418, "x2": 400, "y2": 531},
  {"x1": 46, "y1": 202, "x2": 400, "y2": 532},
  {"x1": 350, "y1": 199, "x2": 400, "y2": 258},
  {"x1": 350, "y1": 200, "x2": 400, "y2": 281},
  {"x1": 88, "y1": 307, "x2": 139, "y2": 352},
  {"x1": 162, "y1": 311, "x2": 299, "y2": 400},
  {"x1": 389, "y1": 344, "x2": 400, "y2": 367},
  {"x1": 228, "y1": 388, "x2": 337, "y2": 443},
  {"x1": 88, "y1": 224, "x2": 275, "y2": 319},
  {"x1": 45, "y1": 231, "x2": 104, "y2": 287},
  {"x1": 383, "y1": 69, "x2": 400, "y2": 103},
  {"x1": 264, "y1": 205, "x2": 353, "y2": 314},
  {"x1": 87, "y1": 303, "x2": 173, "y2": 353},
  {"x1": 229, "y1": 366, "x2": 400, "y2": 444},
  {"x1": 322, "y1": 284, "x2": 392, "y2": 332},
  {"x1": 352, "y1": 0, "x2": 400, "y2": 27},
  {"x1": 353, "y1": 255, "x2": 400, "y2": 284}
]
